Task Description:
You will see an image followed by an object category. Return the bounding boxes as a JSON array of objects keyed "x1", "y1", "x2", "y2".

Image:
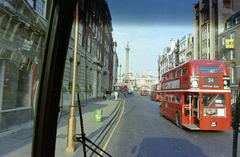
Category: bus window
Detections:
[
  {"x1": 163, "y1": 75, "x2": 166, "y2": 81},
  {"x1": 183, "y1": 82, "x2": 187, "y2": 88},
  {"x1": 182, "y1": 67, "x2": 187, "y2": 76},
  {"x1": 167, "y1": 74, "x2": 169, "y2": 80},
  {"x1": 199, "y1": 66, "x2": 221, "y2": 73},
  {"x1": 177, "y1": 69, "x2": 181, "y2": 77},
  {"x1": 176, "y1": 95, "x2": 181, "y2": 103},
  {"x1": 202, "y1": 94, "x2": 225, "y2": 106},
  {"x1": 172, "y1": 71, "x2": 176, "y2": 79},
  {"x1": 166, "y1": 95, "x2": 168, "y2": 101},
  {"x1": 184, "y1": 95, "x2": 191, "y2": 104},
  {"x1": 172, "y1": 95, "x2": 175, "y2": 102}
]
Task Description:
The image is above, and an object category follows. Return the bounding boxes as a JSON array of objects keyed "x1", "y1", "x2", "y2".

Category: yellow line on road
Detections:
[{"x1": 99, "y1": 99, "x2": 125, "y2": 156}]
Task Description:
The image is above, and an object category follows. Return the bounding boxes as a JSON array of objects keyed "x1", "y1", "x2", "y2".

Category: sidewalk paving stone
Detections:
[{"x1": 0, "y1": 97, "x2": 123, "y2": 157}]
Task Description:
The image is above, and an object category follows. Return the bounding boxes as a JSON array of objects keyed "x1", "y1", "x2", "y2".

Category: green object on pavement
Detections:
[{"x1": 94, "y1": 110, "x2": 102, "y2": 122}]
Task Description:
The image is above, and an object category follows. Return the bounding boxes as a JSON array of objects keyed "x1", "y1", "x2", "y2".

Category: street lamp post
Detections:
[{"x1": 66, "y1": 1, "x2": 79, "y2": 152}]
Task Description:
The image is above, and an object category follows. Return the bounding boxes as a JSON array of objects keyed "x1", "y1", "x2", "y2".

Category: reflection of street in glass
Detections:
[
  {"x1": 204, "y1": 109, "x2": 218, "y2": 116},
  {"x1": 206, "y1": 109, "x2": 216, "y2": 115}
]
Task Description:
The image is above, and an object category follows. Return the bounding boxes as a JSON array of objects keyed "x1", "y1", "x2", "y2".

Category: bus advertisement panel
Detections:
[
  {"x1": 159, "y1": 59, "x2": 231, "y2": 131},
  {"x1": 140, "y1": 85, "x2": 148, "y2": 96},
  {"x1": 150, "y1": 83, "x2": 162, "y2": 101}
]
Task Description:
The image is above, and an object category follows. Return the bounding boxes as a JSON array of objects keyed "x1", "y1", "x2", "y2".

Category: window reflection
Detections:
[{"x1": 0, "y1": 0, "x2": 45, "y2": 134}]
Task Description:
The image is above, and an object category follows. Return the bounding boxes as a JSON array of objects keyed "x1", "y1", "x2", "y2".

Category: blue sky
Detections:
[{"x1": 107, "y1": 0, "x2": 199, "y2": 75}]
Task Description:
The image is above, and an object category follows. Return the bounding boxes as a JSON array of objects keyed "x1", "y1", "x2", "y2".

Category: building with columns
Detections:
[
  {"x1": 143, "y1": 69, "x2": 158, "y2": 77},
  {"x1": 118, "y1": 69, "x2": 158, "y2": 91}
]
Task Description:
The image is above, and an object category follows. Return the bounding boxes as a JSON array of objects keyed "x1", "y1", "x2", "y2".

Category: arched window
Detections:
[{"x1": 232, "y1": 67, "x2": 236, "y2": 84}]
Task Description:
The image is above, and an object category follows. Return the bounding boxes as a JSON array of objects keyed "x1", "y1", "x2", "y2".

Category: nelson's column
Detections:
[{"x1": 124, "y1": 42, "x2": 130, "y2": 87}]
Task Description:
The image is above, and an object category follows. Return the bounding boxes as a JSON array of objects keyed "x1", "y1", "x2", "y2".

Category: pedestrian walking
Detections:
[
  {"x1": 111, "y1": 91, "x2": 114, "y2": 100},
  {"x1": 114, "y1": 90, "x2": 118, "y2": 101},
  {"x1": 103, "y1": 91, "x2": 106, "y2": 100},
  {"x1": 106, "y1": 90, "x2": 109, "y2": 101}
]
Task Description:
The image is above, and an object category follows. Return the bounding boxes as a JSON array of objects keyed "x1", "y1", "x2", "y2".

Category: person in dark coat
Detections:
[
  {"x1": 106, "y1": 90, "x2": 109, "y2": 100},
  {"x1": 103, "y1": 91, "x2": 106, "y2": 100}
]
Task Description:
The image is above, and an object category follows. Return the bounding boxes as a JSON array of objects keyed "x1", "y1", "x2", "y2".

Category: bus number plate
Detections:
[
  {"x1": 204, "y1": 77, "x2": 218, "y2": 83},
  {"x1": 211, "y1": 122, "x2": 217, "y2": 127}
]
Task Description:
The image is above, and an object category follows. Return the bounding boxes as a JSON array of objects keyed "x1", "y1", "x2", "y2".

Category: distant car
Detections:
[{"x1": 127, "y1": 89, "x2": 133, "y2": 94}]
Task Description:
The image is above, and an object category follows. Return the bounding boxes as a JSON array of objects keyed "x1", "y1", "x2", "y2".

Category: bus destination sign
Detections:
[{"x1": 202, "y1": 85, "x2": 220, "y2": 88}]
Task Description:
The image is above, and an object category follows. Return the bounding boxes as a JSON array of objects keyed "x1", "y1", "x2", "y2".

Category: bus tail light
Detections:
[{"x1": 190, "y1": 76, "x2": 199, "y2": 89}]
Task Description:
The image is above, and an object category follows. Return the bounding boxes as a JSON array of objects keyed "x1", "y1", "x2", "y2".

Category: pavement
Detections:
[{"x1": 0, "y1": 94, "x2": 124, "y2": 157}]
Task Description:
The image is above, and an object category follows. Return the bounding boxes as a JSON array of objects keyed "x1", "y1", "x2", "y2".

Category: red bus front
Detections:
[
  {"x1": 123, "y1": 85, "x2": 128, "y2": 91},
  {"x1": 141, "y1": 85, "x2": 148, "y2": 96}
]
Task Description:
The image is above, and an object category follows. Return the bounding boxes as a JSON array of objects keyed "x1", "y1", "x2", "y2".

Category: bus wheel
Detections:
[
  {"x1": 159, "y1": 105, "x2": 163, "y2": 117},
  {"x1": 175, "y1": 113, "x2": 182, "y2": 129}
]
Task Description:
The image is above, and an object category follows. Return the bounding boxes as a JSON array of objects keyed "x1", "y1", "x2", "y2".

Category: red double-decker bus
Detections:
[
  {"x1": 150, "y1": 83, "x2": 162, "y2": 101},
  {"x1": 140, "y1": 85, "x2": 148, "y2": 96},
  {"x1": 123, "y1": 85, "x2": 128, "y2": 91},
  {"x1": 159, "y1": 60, "x2": 231, "y2": 130}
]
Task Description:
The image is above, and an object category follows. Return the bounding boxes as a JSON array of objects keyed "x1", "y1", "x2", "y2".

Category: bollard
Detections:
[{"x1": 94, "y1": 110, "x2": 102, "y2": 122}]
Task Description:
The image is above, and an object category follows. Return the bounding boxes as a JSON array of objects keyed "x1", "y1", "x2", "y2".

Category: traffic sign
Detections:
[{"x1": 226, "y1": 39, "x2": 234, "y2": 48}]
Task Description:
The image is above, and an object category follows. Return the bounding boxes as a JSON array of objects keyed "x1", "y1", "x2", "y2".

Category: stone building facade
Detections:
[
  {"x1": 218, "y1": 11, "x2": 240, "y2": 103},
  {"x1": 158, "y1": 39, "x2": 176, "y2": 82},
  {"x1": 0, "y1": 0, "x2": 117, "y2": 134},
  {"x1": 0, "y1": 0, "x2": 48, "y2": 133},
  {"x1": 179, "y1": 34, "x2": 193, "y2": 64},
  {"x1": 193, "y1": 0, "x2": 240, "y2": 60},
  {"x1": 61, "y1": 0, "x2": 116, "y2": 107},
  {"x1": 118, "y1": 70, "x2": 158, "y2": 91}
]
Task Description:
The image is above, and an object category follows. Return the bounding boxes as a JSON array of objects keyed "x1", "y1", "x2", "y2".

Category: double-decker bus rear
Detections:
[{"x1": 160, "y1": 60, "x2": 231, "y2": 131}]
